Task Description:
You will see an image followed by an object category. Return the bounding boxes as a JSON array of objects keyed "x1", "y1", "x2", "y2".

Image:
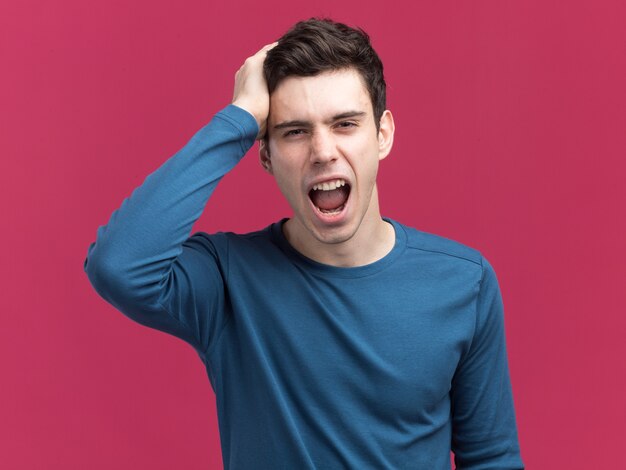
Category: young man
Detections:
[{"x1": 85, "y1": 19, "x2": 524, "y2": 469}]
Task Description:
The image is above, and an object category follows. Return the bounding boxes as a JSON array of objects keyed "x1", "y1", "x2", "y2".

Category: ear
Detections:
[
  {"x1": 259, "y1": 139, "x2": 273, "y2": 174},
  {"x1": 377, "y1": 110, "x2": 395, "y2": 161}
]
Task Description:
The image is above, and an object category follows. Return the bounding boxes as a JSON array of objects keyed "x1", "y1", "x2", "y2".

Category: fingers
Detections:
[
  {"x1": 237, "y1": 42, "x2": 277, "y2": 71},
  {"x1": 232, "y1": 42, "x2": 279, "y2": 140},
  {"x1": 259, "y1": 42, "x2": 278, "y2": 54},
  {"x1": 234, "y1": 42, "x2": 277, "y2": 79}
]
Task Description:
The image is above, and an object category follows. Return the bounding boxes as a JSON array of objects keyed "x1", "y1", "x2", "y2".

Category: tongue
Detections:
[{"x1": 310, "y1": 186, "x2": 349, "y2": 210}]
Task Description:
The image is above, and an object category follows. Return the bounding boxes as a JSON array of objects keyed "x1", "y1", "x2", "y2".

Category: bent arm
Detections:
[
  {"x1": 450, "y1": 257, "x2": 524, "y2": 469},
  {"x1": 84, "y1": 105, "x2": 258, "y2": 356}
]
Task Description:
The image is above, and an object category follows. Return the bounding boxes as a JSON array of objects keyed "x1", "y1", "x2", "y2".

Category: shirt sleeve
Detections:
[
  {"x1": 450, "y1": 256, "x2": 524, "y2": 469},
  {"x1": 83, "y1": 105, "x2": 258, "y2": 359}
]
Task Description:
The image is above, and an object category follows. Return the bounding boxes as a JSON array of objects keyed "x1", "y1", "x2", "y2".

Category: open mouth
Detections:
[{"x1": 308, "y1": 179, "x2": 351, "y2": 215}]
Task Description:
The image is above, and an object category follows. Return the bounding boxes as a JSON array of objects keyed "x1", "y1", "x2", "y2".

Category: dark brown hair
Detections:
[{"x1": 264, "y1": 18, "x2": 386, "y2": 130}]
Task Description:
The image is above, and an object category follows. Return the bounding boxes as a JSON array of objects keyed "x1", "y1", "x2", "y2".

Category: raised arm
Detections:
[{"x1": 83, "y1": 44, "x2": 274, "y2": 359}]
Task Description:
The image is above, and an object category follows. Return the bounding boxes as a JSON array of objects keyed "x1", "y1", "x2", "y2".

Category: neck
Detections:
[{"x1": 283, "y1": 188, "x2": 396, "y2": 267}]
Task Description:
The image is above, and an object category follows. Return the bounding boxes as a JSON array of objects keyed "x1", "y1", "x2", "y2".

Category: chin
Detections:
[{"x1": 307, "y1": 217, "x2": 362, "y2": 246}]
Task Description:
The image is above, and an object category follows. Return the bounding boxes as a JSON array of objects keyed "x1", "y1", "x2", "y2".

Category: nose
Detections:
[{"x1": 310, "y1": 129, "x2": 337, "y2": 165}]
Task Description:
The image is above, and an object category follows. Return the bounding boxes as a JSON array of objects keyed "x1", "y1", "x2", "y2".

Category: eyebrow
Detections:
[{"x1": 273, "y1": 111, "x2": 367, "y2": 130}]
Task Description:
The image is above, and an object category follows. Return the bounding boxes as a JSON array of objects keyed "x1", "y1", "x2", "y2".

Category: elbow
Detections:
[
  {"x1": 84, "y1": 241, "x2": 166, "y2": 314},
  {"x1": 84, "y1": 245, "x2": 131, "y2": 303}
]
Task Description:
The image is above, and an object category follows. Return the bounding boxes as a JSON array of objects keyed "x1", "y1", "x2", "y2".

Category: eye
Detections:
[
  {"x1": 336, "y1": 121, "x2": 357, "y2": 129},
  {"x1": 284, "y1": 129, "x2": 306, "y2": 137}
]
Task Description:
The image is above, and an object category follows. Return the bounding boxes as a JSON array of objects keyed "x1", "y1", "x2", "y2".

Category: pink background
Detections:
[{"x1": 2, "y1": 0, "x2": 624, "y2": 468}]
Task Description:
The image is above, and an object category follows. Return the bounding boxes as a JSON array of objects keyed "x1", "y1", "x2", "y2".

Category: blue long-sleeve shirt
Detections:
[{"x1": 84, "y1": 104, "x2": 524, "y2": 469}]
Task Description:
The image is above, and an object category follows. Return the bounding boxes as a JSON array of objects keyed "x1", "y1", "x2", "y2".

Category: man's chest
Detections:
[{"x1": 225, "y1": 269, "x2": 478, "y2": 418}]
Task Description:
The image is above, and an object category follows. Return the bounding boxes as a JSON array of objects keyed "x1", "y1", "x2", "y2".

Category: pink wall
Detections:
[{"x1": 2, "y1": 0, "x2": 624, "y2": 468}]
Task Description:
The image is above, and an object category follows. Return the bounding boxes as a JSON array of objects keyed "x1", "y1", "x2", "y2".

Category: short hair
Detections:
[{"x1": 264, "y1": 18, "x2": 386, "y2": 131}]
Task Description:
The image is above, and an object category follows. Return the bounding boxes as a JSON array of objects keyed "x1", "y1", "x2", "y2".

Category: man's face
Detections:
[{"x1": 262, "y1": 68, "x2": 394, "y2": 248}]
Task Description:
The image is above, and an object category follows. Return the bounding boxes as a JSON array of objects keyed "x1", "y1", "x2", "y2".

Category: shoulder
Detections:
[
  {"x1": 394, "y1": 220, "x2": 483, "y2": 267},
  {"x1": 393, "y1": 221, "x2": 504, "y2": 299},
  {"x1": 392, "y1": 221, "x2": 503, "y2": 310},
  {"x1": 389, "y1": 219, "x2": 501, "y2": 293}
]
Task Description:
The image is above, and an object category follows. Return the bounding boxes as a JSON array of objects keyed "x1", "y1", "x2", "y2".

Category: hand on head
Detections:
[{"x1": 231, "y1": 42, "x2": 278, "y2": 140}]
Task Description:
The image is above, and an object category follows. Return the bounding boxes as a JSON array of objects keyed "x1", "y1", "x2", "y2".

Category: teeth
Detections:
[{"x1": 312, "y1": 179, "x2": 346, "y2": 191}]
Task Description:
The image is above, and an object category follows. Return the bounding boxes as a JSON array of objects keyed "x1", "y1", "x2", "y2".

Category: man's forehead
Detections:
[{"x1": 268, "y1": 69, "x2": 373, "y2": 124}]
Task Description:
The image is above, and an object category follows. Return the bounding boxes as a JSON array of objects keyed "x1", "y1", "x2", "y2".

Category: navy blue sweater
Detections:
[{"x1": 84, "y1": 105, "x2": 523, "y2": 469}]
